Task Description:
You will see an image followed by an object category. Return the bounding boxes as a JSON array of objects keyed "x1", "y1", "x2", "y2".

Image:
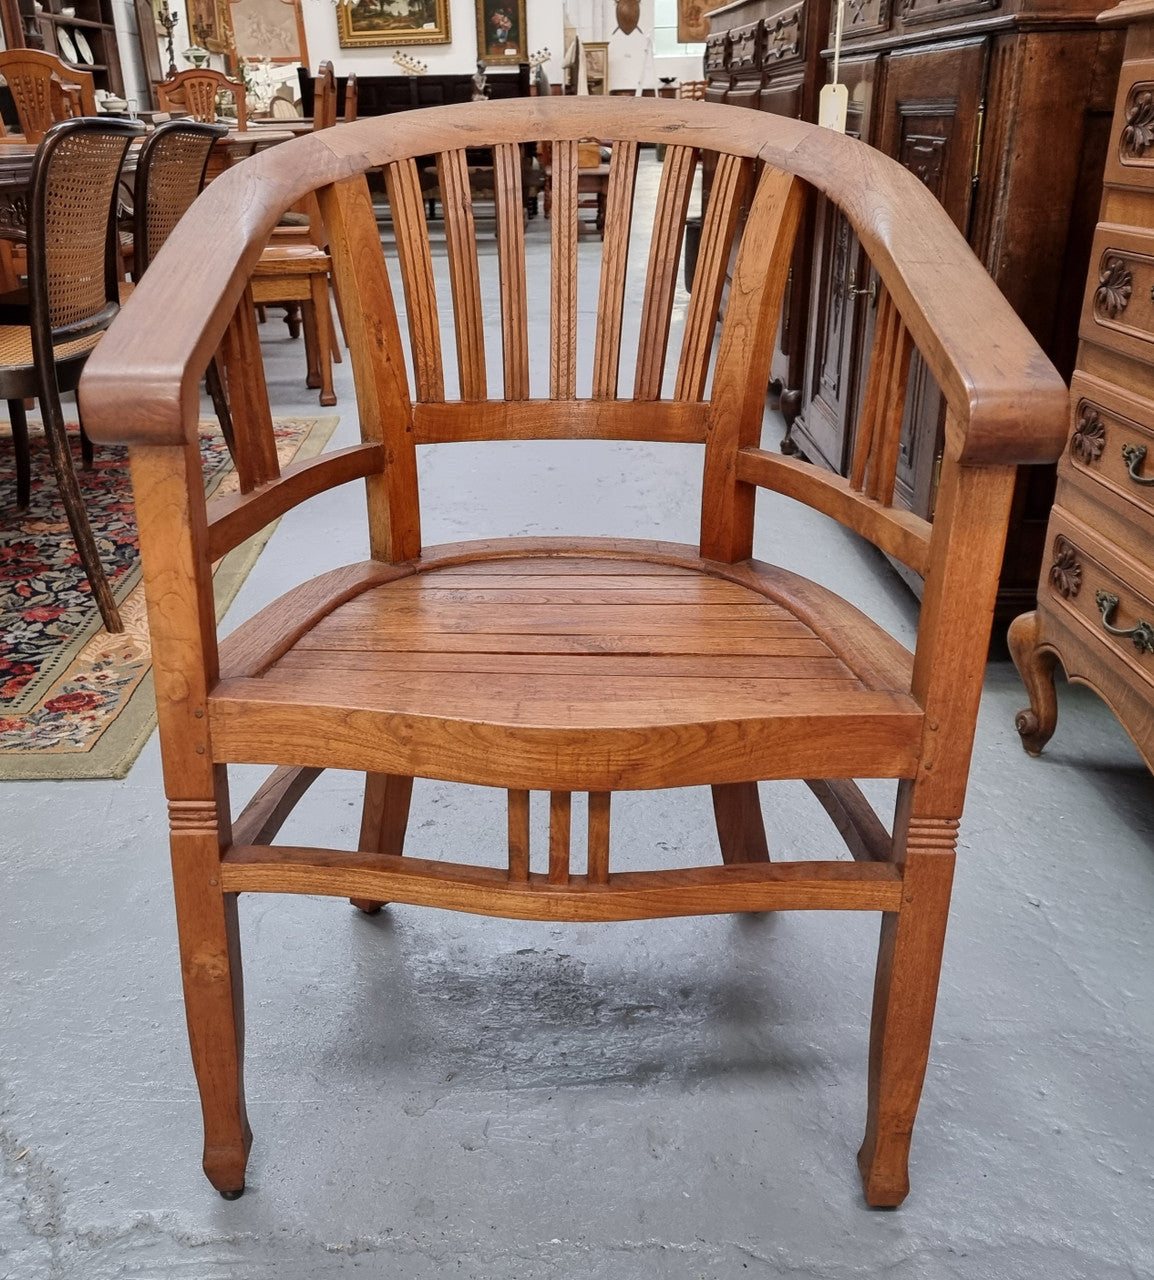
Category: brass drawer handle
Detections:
[
  {"x1": 1122, "y1": 442, "x2": 1154, "y2": 486},
  {"x1": 1095, "y1": 590, "x2": 1154, "y2": 653}
]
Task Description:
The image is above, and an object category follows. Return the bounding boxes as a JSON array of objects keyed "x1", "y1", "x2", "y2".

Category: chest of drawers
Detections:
[{"x1": 1009, "y1": 0, "x2": 1154, "y2": 770}]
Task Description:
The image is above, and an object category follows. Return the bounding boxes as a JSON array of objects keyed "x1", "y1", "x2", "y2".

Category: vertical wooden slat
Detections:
[
  {"x1": 587, "y1": 791, "x2": 611, "y2": 885},
  {"x1": 850, "y1": 286, "x2": 914, "y2": 505},
  {"x1": 550, "y1": 138, "x2": 579, "y2": 400},
  {"x1": 871, "y1": 321, "x2": 914, "y2": 507},
  {"x1": 317, "y1": 175, "x2": 421, "y2": 562},
  {"x1": 437, "y1": 149, "x2": 487, "y2": 401},
  {"x1": 699, "y1": 166, "x2": 804, "y2": 563},
  {"x1": 850, "y1": 289, "x2": 896, "y2": 492},
  {"x1": 493, "y1": 142, "x2": 530, "y2": 400},
  {"x1": 633, "y1": 144, "x2": 698, "y2": 402},
  {"x1": 218, "y1": 284, "x2": 280, "y2": 492},
  {"x1": 675, "y1": 151, "x2": 748, "y2": 402},
  {"x1": 592, "y1": 140, "x2": 639, "y2": 400},
  {"x1": 351, "y1": 772, "x2": 415, "y2": 912},
  {"x1": 384, "y1": 158, "x2": 444, "y2": 404},
  {"x1": 711, "y1": 782, "x2": 770, "y2": 863},
  {"x1": 548, "y1": 791, "x2": 571, "y2": 885},
  {"x1": 507, "y1": 789, "x2": 530, "y2": 882}
]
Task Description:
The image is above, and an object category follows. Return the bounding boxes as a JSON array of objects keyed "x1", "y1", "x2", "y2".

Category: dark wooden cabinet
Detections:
[
  {"x1": 1, "y1": 0, "x2": 124, "y2": 97},
  {"x1": 705, "y1": 0, "x2": 1124, "y2": 621},
  {"x1": 703, "y1": 0, "x2": 834, "y2": 420}
]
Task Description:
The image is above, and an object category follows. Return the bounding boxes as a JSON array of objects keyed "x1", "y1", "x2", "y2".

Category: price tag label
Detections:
[{"x1": 818, "y1": 82, "x2": 848, "y2": 133}]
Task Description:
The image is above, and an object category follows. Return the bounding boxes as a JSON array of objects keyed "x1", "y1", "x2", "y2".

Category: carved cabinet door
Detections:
[
  {"x1": 874, "y1": 36, "x2": 989, "y2": 517},
  {"x1": 795, "y1": 55, "x2": 880, "y2": 473}
]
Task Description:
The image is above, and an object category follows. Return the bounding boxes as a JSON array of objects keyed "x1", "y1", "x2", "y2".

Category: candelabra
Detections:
[
  {"x1": 392, "y1": 49, "x2": 429, "y2": 76},
  {"x1": 155, "y1": 0, "x2": 179, "y2": 77}
]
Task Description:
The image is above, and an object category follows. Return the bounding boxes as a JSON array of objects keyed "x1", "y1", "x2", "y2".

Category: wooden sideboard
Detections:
[
  {"x1": 704, "y1": 0, "x2": 1124, "y2": 621},
  {"x1": 1009, "y1": 0, "x2": 1154, "y2": 770},
  {"x1": 704, "y1": 0, "x2": 833, "y2": 422}
]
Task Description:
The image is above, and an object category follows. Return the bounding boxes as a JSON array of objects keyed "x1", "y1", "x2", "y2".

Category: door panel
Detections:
[{"x1": 876, "y1": 38, "x2": 988, "y2": 516}]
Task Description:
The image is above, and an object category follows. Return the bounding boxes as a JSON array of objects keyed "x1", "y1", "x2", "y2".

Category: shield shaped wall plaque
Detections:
[{"x1": 615, "y1": 1, "x2": 640, "y2": 35}]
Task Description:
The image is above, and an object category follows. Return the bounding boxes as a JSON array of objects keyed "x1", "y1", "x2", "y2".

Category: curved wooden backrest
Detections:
[
  {"x1": 0, "y1": 49, "x2": 97, "y2": 143},
  {"x1": 81, "y1": 98, "x2": 1068, "y2": 579},
  {"x1": 133, "y1": 119, "x2": 229, "y2": 275},
  {"x1": 157, "y1": 68, "x2": 247, "y2": 130}
]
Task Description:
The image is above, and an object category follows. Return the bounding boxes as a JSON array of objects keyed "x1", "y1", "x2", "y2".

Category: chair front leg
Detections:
[
  {"x1": 169, "y1": 792, "x2": 252, "y2": 1198},
  {"x1": 858, "y1": 791, "x2": 956, "y2": 1207}
]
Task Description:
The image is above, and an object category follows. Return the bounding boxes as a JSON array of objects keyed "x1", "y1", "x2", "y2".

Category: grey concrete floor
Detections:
[{"x1": 3, "y1": 157, "x2": 1153, "y2": 1279}]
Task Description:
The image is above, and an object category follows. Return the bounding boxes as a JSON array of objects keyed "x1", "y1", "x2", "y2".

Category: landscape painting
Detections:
[{"x1": 337, "y1": 0, "x2": 451, "y2": 49}]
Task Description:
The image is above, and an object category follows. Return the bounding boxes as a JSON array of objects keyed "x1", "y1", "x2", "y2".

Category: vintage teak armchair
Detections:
[{"x1": 79, "y1": 98, "x2": 1068, "y2": 1205}]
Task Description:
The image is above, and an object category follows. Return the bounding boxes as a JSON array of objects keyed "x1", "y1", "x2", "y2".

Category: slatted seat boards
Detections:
[{"x1": 79, "y1": 98, "x2": 1068, "y2": 1206}]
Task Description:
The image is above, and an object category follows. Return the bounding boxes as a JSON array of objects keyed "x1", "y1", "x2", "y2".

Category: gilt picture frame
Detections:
[
  {"x1": 337, "y1": 0, "x2": 452, "y2": 50},
  {"x1": 475, "y1": 0, "x2": 528, "y2": 67}
]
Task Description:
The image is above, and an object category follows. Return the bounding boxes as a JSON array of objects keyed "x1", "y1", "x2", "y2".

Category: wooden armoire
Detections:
[{"x1": 705, "y1": 0, "x2": 1124, "y2": 619}]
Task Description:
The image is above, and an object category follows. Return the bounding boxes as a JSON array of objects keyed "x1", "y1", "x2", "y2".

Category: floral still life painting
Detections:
[
  {"x1": 475, "y1": 0, "x2": 527, "y2": 65},
  {"x1": 338, "y1": 0, "x2": 451, "y2": 49}
]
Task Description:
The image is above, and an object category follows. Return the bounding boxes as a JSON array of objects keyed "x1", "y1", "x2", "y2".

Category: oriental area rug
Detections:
[{"x1": 0, "y1": 416, "x2": 337, "y2": 781}]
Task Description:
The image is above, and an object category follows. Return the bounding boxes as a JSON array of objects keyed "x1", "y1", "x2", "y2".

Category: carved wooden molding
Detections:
[
  {"x1": 1071, "y1": 403, "x2": 1107, "y2": 464},
  {"x1": 1095, "y1": 256, "x2": 1133, "y2": 319},
  {"x1": 1122, "y1": 87, "x2": 1154, "y2": 160},
  {"x1": 1049, "y1": 537, "x2": 1083, "y2": 600},
  {"x1": 169, "y1": 799, "x2": 221, "y2": 837}
]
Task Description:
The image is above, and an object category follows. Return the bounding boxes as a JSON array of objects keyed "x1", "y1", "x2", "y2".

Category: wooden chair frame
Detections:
[{"x1": 79, "y1": 98, "x2": 1068, "y2": 1206}]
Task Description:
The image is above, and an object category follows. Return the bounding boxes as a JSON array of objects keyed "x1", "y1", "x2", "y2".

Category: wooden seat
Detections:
[{"x1": 79, "y1": 98, "x2": 1069, "y2": 1207}]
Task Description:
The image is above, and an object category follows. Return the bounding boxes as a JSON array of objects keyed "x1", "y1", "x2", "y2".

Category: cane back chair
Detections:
[
  {"x1": 1, "y1": 116, "x2": 141, "y2": 632},
  {"x1": 79, "y1": 98, "x2": 1068, "y2": 1205}
]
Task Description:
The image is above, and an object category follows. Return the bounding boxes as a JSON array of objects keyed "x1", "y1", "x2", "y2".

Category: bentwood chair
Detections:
[
  {"x1": 79, "y1": 98, "x2": 1068, "y2": 1205},
  {"x1": 2, "y1": 116, "x2": 141, "y2": 632},
  {"x1": 0, "y1": 49, "x2": 97, "y2": 143}
]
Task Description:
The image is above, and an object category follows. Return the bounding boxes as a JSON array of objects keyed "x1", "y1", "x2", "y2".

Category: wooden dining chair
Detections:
[
  {"x1": 79, "y1": 98, "x2": 1069, "y2": 1205},
  {"x1": 155, "y1": 67, "x2": 338, "y2": 405},
  {"x1": 157, "y1": 68, "x2": 247, "y2": 131},
  {"x1": 0, "y1": 49, "x2": 97, "y2": 143},
  {"x1": 1, "y1": 115, "x2": 142, "y2": 632},
  {"x1": 128, "y1": 118, "x2": 232, "y2": 444}
]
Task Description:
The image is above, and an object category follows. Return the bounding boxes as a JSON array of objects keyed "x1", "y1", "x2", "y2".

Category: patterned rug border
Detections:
[{"x1": 1, "y1": 416, "x2": 340, "y2": 782}]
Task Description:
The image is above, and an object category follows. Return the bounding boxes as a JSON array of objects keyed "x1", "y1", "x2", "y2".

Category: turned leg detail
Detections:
[
  {"x1": 858, "y1": 813, "x2": 956, "y2": 1208},
  {"x1": 1007, "y1": 610, "x2": 1060, "y2": 756}
]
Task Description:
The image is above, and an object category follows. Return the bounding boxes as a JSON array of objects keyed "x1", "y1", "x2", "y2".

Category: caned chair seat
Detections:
[
  {"x1": 0, "y1": 322, "x2": 101, "y2": 367},
  {"x1": 213, "y1": 543, "x2": 921, "y2": 789}
]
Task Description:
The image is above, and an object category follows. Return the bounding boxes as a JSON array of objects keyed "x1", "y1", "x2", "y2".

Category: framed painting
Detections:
[
  {"x1": 583, "y1": 41, "x2": 608, "y2": 95},
  {"x1": 229, "y1": 0, "x2": 309, "y2": 65},
  {"x1": 337, "y1": 0, "x2": 452, "y2": 50},
  {"x1": 475, "y1": 0, "x2": 528, "y2": 66}
]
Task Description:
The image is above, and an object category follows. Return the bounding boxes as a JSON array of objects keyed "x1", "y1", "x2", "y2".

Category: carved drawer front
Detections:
[
  {"x1": 761, "y1": 2, "x2": 806, "y2": 71},
  {"x1": 832, "y1": 0, "x2": 890, "y2": 40},
  {"x1": 1080, "y1": 226, "x2": 1154, "y2": 362},
  {"x1": 1045, "y1": 510, "x2": 1154, "y2": 693},
  {"x1": 1066, "y1": 374, "x2": 1154, "y2": 524},
  {"x1": 896, "y1": 0, "x2": 999, "y2": 26},
  {"x1": 1104, "y1": 58, "x2": 1154, "y2": 190},
  {"x1": 729, "y1": 21, "x2": 765, "y2": 73},
  {"x1": 705, "y1": 32, "x2": 731, "y2": 75}
]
